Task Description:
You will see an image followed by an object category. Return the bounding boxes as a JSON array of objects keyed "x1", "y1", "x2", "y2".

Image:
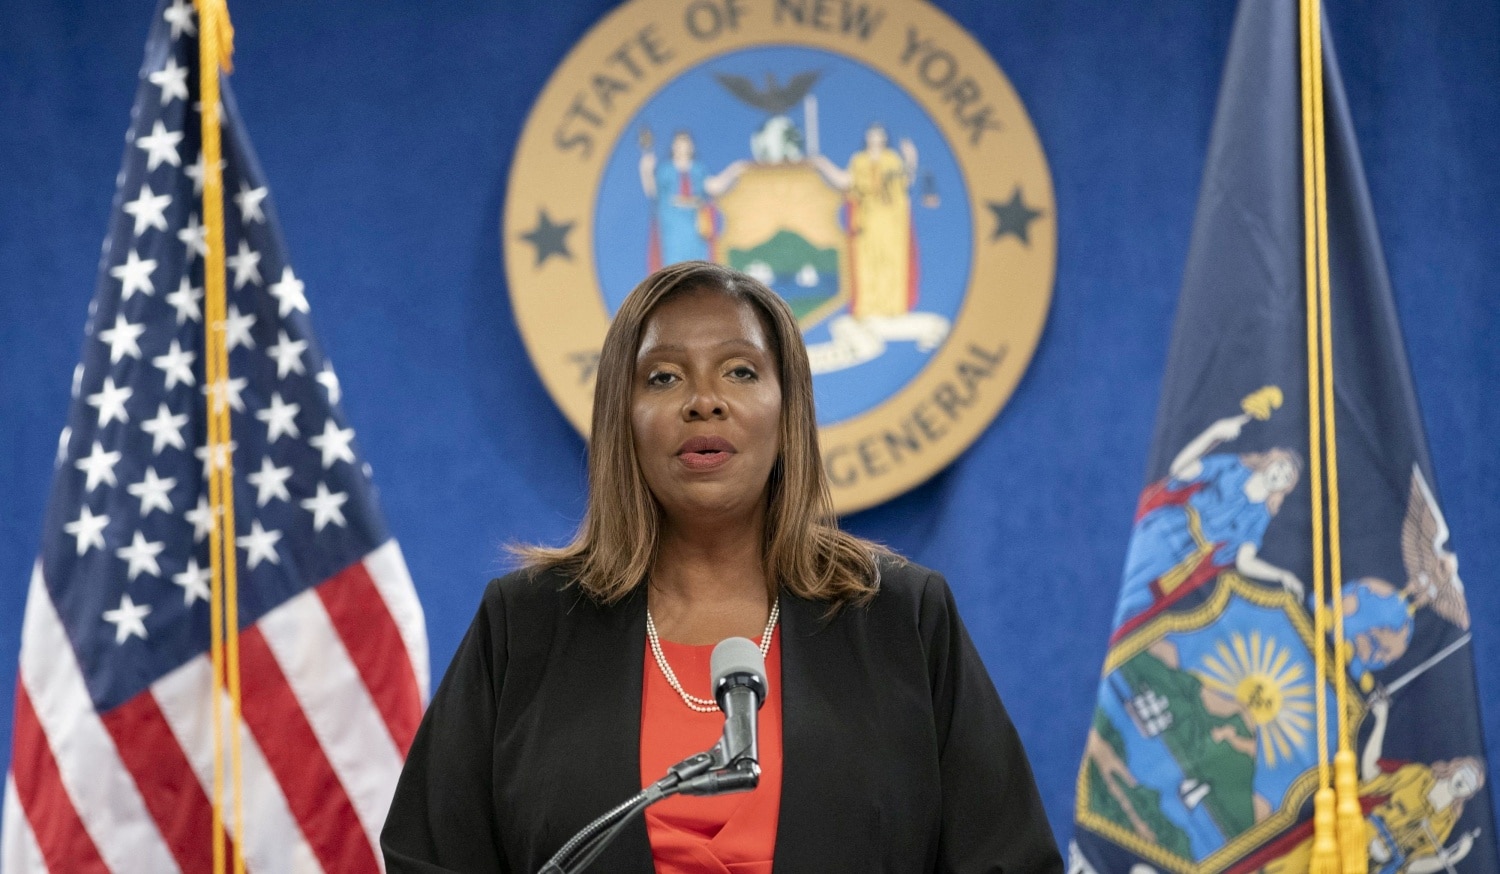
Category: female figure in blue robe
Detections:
[
  {"x1": 1115, "y1": 413, "x2": 1305, "y2": 628},
  {"x1": 638, "y1": 131, "x2": 746, "y2": 268}
]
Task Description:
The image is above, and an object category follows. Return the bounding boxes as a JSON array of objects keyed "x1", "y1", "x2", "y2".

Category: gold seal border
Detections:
[{"x1": 503, "y1": 0, "x2": 1056, "y2": 514}]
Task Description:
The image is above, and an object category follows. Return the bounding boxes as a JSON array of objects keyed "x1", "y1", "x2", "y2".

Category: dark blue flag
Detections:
[{"x1": 1070, "y1": 2, "x2": 1496, "y2": 872}]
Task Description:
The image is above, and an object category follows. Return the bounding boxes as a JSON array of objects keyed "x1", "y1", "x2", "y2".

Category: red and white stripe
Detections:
[
  {"x1": 3, "y1": 542, "x2": 428, "y2": 873},
  {"x1": 3, "y1": 772, "x2": 46, "y2": 872}
]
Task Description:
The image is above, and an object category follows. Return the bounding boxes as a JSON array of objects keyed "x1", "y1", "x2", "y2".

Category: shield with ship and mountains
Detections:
[
  {"x1": 1079, "y1": 574, "x2": 1345, "y2": 873},
  {"x1": 719, "y1": 165, "x2": 847, "y2": 330}
]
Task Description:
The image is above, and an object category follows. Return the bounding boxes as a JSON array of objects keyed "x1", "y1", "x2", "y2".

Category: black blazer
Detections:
[{"x1": 382, "y1": 559, "x2": 1062, "y2": 873}]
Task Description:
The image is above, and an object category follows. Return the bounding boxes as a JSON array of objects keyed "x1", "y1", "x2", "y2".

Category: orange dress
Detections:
[{"x1": 640, "y1": 629, "x2": 782, "y2": 874}]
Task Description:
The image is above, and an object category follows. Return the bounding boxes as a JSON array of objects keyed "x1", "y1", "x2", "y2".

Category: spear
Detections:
[{"x1": 1383, "y1": 633, "x2": 1471, "y2": 697}]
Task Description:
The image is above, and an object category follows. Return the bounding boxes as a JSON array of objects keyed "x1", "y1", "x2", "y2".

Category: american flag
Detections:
[{"x1": 1, "y1": 1, "x2": 429, "y2": 870}]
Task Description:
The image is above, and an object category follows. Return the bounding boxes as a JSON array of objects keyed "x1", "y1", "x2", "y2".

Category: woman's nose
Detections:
[{"x1": 682, "y1": 380, "x2": 726, "y2": 420}]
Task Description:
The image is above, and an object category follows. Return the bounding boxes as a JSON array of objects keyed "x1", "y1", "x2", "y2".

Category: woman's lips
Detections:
[
  {"x1": 678, "y1": 450, "x2": 733, "y2": 471},
  {"x1": 677, "y1": 436, "x2": 736, "y2": 470}
]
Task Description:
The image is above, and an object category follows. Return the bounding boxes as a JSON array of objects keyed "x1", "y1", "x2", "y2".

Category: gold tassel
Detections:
[
  {"x1": 1334, "y1": 750, "x2": 1368, "y2": 872},
  {"x1": 1309, "y1": 786, "x2": 1341, "y2": 874}
]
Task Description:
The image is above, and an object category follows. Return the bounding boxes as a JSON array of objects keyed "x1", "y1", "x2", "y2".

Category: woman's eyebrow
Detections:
[
  {"x1": 713, "y1": 338, "x2": 766, "y2": 354},
  {"x1": 637, "y1": 338, "x2": 765, "y2": 357}
]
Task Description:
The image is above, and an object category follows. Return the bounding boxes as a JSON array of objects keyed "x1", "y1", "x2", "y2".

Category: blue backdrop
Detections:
[{"x1": 2, "y1": 0, "x2": 1497, "y2": 846}]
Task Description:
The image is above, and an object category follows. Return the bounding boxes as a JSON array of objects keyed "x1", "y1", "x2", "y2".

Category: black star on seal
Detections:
[
  {"x1": 518, "y1": 208, "x2": 575, "y2": 266},
  {"x1": 987, "y1": 188, "x2": 1043, "y2": 245}
]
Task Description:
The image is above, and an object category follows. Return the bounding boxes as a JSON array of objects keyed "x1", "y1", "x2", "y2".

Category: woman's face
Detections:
[
  {"x1": 1449, "y1": 765, "x2": 1480, "y2": 800},
  {"x1": 631, "y1": 288, "x2": 782, "y2": 527},
  {"x1": 1262, "y1": 457, "x2": 1296, "y2": 494}
]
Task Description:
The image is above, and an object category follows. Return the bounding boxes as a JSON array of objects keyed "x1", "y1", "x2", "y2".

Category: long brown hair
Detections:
[{"x1": 516, "y1": 261, "x2": 885, "y2": 605}]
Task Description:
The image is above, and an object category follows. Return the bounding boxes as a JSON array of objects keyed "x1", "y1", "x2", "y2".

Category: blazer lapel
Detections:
[
  {"x1": 550, "y1": 587, "x2": 656, "y2": 873},
  {"x1": 772, "y1": 595, "x2": 879, "y2": 873}
]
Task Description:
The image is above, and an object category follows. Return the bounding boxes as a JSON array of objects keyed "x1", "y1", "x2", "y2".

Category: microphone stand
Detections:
[{"x1": 537, "y1": 741, "x2": 759, "y2": 874}]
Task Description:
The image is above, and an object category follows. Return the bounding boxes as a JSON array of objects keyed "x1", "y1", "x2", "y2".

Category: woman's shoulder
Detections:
[
  {"x1": 479, "y1": 563, "x2": 589, "y2": 616},
  {"x1": 863, "y1": 553, "x2": 953, "y2": 616},
  {"x1": 808, "y1": 555, "x2": 970, "y2": 664}
]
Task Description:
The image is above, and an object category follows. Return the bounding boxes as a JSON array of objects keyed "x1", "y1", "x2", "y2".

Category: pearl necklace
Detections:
[{"x1": 646, "y1": 599, "x2": 779, "y2": 713}]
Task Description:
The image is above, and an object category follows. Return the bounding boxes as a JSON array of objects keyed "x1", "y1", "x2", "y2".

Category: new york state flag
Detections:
[{"x1": 1070, "y1": 2, "x2": 1496, "y2": 873}]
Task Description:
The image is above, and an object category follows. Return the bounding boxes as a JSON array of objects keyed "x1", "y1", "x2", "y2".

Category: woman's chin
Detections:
[{"x1": 660, "y1": 487, "x2": 766, "y2": 528}]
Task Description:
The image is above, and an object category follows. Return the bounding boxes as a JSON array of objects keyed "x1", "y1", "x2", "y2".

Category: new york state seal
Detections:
[{"x1": 505, "y1": 0, "x2": 1055, "y2": 513}]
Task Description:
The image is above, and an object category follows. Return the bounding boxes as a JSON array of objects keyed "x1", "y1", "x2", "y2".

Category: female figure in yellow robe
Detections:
[
  {"x1": 1356, "y1": 693, "x2": 1485, "y2": 873},
  {"x1": 1252, "y1": 692, "x2": 1485, "y2": 874},
  {"x1": 813, "y1": 124, "x2": 919, "y2": 319}
]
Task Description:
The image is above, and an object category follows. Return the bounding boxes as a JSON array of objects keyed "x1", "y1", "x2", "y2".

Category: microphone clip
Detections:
[
  {"x1": 675, "y1": 758, "x2": 760, "y2": 796},
  {"x1": 653, "y1": 745, "x2": 760, "y2": 797}
]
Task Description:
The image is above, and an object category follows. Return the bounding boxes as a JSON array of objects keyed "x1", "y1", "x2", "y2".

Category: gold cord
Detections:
[
  {"x1": 193, "y1": 2, "x2": 242, "y2": 871},
  {"x1": 1300, "y1": 1, "x2": 1365, "y2": 869}
]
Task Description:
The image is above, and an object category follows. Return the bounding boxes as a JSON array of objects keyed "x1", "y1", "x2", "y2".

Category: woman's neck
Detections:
[{"x1": 648, "y1": 517, "x2": 773, "y2": 645}]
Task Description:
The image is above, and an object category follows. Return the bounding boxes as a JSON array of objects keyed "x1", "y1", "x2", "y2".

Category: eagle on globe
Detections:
[{"x1": 714, "y1": 71, "x2": 822, "y2": 164}]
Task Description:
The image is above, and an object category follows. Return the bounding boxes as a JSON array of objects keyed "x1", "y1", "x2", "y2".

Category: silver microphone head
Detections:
[{"x1": 710, "y1": 636, "x2": 768, "y2": 709}]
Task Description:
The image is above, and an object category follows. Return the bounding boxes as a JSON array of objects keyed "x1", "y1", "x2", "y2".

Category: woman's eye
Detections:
[
  {"x1": 646, "y1": 371, "x2": 677, "y2": 386},
  {"x1": 729, "y1": 365, "x2": 757, "y2": 380}
]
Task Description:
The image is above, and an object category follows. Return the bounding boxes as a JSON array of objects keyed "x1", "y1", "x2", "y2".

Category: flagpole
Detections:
[{"x1": 194, "y1": 2, "x2": 245, "y2": 872}]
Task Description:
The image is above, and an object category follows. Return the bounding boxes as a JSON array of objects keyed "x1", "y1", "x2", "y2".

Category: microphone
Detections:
[
  {"x1": 711, "y1": 636, "x2": 767, "y2": 764},
  {"x1": 678, "y1": 637, "x2": 766, "y2": 796}
]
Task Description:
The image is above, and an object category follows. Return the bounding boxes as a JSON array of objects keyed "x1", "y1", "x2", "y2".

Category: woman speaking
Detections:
[{"x1": 381, "y1": 262, "x2": 1061, "y2": 873}]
